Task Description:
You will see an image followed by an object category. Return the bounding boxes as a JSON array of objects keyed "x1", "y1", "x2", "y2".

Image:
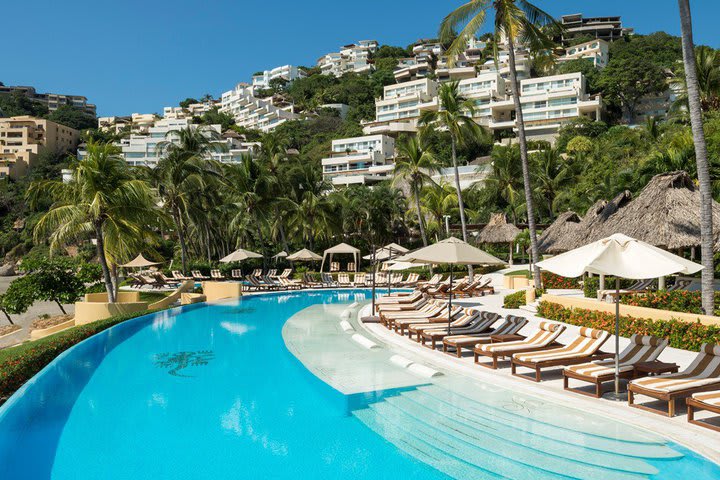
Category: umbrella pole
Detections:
[
  {"x1": 614, "y1": 277, "x2": 620, "y2": 397},
  {"x1": 447, "y1": 267, "x2": 453, "y2": 335},
  {"x1": 371, "y1": 245, "x2": 377, "y2": 316},
  {"x1": 387, "y1": 247, "x2": 393, "y2": 296}
]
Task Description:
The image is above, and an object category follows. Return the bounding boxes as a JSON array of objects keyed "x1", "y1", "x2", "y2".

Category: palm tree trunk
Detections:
[
  {"x1": 414, "y1": 183, "x2": 428, "y2": 246},
  {"x1": 276, "y1": 206, "x2": 290, "y2": 253},
  {"x1": 94, "y1": 222, "x2": 116, "y2": 303},
  {"x1": 173, "y1": 207, "x2": 189, "y2": 274},
  {"x1": 507, "y1": 37, "x2": 541, "y2": 289},
  {"x1": 679, "y1": 0, "x2": 715, "y2": 314}
]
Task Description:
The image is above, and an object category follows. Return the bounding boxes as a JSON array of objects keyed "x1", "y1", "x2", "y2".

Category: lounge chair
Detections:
[
  {"x1": 599, "y1": 279, "x2": 653, "y2": 301},
  {"x1": 511, "y1": 327, "x2": 612, "y2": 382},
  {"x1": 231, "y1": 269, "x2": 243, "y2": 279},
  {"x1": 338, "y1": 273, "x2": 352, "y2": 286},
  {"x1": 426, "y1": 283, "x2": 451, "y2": 298},
  {"x1": 321, "y1": 273, "x2": 338, "y2": 287},
  {"x1": 417, "y1": 274, "x2": 442, "y2": 288},
  {"x1": 191, "y1": 270, "x2": 211, "y2": 281},
  {"x1": 687, "y1": 390, "x2": 720, "y2": 432},
  {"x1": 447, "y1": 280, "x2": 482, "y2": 298},
  {"x1": 346, "y1": 262, "x2": 356, "y2": 272},
  {"x1": 472, "y1": 278, "x2": 495, "y2": 296},
  {"x1": 352, "y1": 273, "x2": 366, "y2": 286},
  {"x1": 443, "y1": 315, "x2": 528, "y2": 358},
  {"x1": 172, "y1": 270, "x2": 193, "y2": 281},
  {"x1": 628, "y1": 343, "x2": 720, "y2": 417},
  {"x1": 474, "y1": 322, "x2": 566, "y2": 369},
  {"x1": 404, "y1": 307, "x2": 481, "y2": 339},
  {"x1": 251, "y1": 268, "x2": 263, "y2": 277},
  {"x1": 262, "y1": 275, "x2": 280, "y2": 287},
  {"x1": 210, "y1": 269, "x2": 225, "y2": 280},
  {"x1": 380, "y1": 301, "x2": 446, "y2": 330},
  {"x1": 141, "y1": 274, "x2": 163, "y2": 289},
  {"x1": 563, "y1": 334, "x2": 668, "y2": 398},
  {"x1": 394, "y1": 305, "x2": 463, "y2": 335},
  {"x1": 402, "y1": 273, "x2": 420, "y2": 287},
  {"x1": 330, "y1": 262, "x2": 340, "y2": 272},
  {"x1": 375, "y1": 272, "x2": 388, "y2": 286},
  {"x1": 267, "y1": 269, "x2": 277, "y2": 278},
  {"x1": 302, "y1": 273, "x2": 323, "y2": 288},
  {"x1": 418, "y1": 311, "x2": 501, "y2": 349},
  {"x1": 667, "y1": 279, "x2": 692, "y2": 291},
  {"x1": 376, "y1": 290, "x2": 425, "y2": 307},
  {"x1": 278, "y1": 277, "x2": 301, "y2": 290},
  {"x1": 278, "y1": 268, "x2": 292, "y2": 278}
]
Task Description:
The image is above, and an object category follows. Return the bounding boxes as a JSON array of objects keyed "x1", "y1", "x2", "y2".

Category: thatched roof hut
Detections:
[
  {"x1": 477, "y1": 213, "x2": 520, "y2": 264},
  {"x1": 537, "y1": 211, "x2": 581, "y2": 254},
  {"x1": 554, "y1": 171, "x2": 720, "y2": 252}
]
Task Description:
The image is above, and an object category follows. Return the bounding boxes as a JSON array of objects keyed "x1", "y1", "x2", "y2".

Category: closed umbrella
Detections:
[
  {"x1": 220, "y1": 248, "x2": 263, "y2": 263},
  {"x1": 537, "y1": 233, "x2": 703, "y2": 398},
  {"x1": 404, "y1": 237, "x2": 504, "y2": 335}
]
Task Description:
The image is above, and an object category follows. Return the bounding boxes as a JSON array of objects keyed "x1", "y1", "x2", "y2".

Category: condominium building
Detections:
[
  {"x1": 557, "y1": 39, "x2": 610, "y2": 68},
  {"x1": 163, "y1": 100, "x2": 217, "y2": 120},
  {"x1": 0, "y1": 116, "x2": 79, "y2": 178},
  {"x1": 317, "y1": 40, "x2": 378, "y2": 77},
  {"x1": 393, "y1": 55, "x2": 436, "y2": 83},
  {"x1": 220, "y1": 83, "x2": 299, "y2": 132},
  {"x1": 489, "y1": 72, "x2": 602, "y2": 142},
  {"x1": 477, "y1": 46, "x2": 532, "y2": 81},
  {"x1": 362, "y1": 78, "x2": 439, "y2": 136},
  {"x1": 98, "y1": 113, "x2": 158, "y2": 135},
  {"x1": 560, "y1": 14, "x2": 633, "y2": 45},
  {"x1": 456, "y1": 73, "x2": 508, "y2": 126},
  {"x1": 321, "y1": 134, "x2": 395, "y2": 186},
  {"x1": 0, "y1": 84, "x2": 96, "y2": 116},
  {"x1": 251, "y1": 65, "x2": 306, "y2": 91}
]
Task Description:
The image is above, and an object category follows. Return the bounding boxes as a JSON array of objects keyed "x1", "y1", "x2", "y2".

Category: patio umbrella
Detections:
[
  {"x1": 220, "y1": 248, "x2": 263, "y2": 263},
  {"x1": 404, "y1": 237, "x2": 504, "y2": 336},
  {"x1": 286, "y1": 248, "x2": 323, "y2": 262},
  {"x1": 120, "y1": 253, "x2": 162, "y2": 268},
  {"x1": 536, "y1": 233, "x2": 703, "y2": 398},
  {"x1": 272, "y1": 251, "x2": 288, "y2": 260}
]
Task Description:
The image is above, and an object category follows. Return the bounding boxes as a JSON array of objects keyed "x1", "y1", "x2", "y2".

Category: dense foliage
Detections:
[
  {"x1": 623, "y1": 290, "x2": 720, "y2": 316},
  {"x1": 537, "y1": 301, "x2": 720, "y2": 352}
]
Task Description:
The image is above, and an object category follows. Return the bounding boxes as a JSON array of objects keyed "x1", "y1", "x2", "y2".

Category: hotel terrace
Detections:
[
  {"x1": 220, "y1": 83, "x2": 299, "y2": 133},
  {"x1": 320, "y1": 134, "x2": 395, "y2": 186},
  {"x1": 316, "y1": 40, "x2": 378, "y2": 77}
]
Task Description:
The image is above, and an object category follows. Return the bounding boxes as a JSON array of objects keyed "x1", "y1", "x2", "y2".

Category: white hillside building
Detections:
[
  {"x1": 362, "y1": 78, "x2": 439, "y2": 136},
  {"x1": 220, "y1": 83, "x2": 299, "y2": 133},
  {"x1": 321, "y1": 134, "x2": 395, "y2": 186},
  {"x1": 317, "y1": 40, "x2": 378, "y2": 77}
]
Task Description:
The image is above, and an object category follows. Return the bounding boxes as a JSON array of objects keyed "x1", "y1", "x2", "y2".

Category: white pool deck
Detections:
[{"x1": 354, "y1": 286, "x2": 720, "y2": 465}]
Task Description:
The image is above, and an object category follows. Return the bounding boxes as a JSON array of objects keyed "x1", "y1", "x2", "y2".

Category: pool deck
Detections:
[{"x1": 356, "y1": 287, "x2": 720, "y2": 465}]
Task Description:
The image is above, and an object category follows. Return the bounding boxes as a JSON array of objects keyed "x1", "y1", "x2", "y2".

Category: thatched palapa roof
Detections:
[
  {"x1": 537, "y1": 211, "x2": 581, "y2": 254},
  {"x1": 548, "y1": 171, "x2": 720, "y2": 253},
  {"x1": 477, "y1": 213, "x2": 521, "y2": 244}
]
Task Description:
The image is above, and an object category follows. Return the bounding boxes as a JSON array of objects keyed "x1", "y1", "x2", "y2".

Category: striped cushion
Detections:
[
  {"x1": 514, "y1": 329, "x2": 610, "y2": 363},
  {"x1": 479, "y1": 323, "x2": 566, "y2": 353},
  {"x1": 692, "y1": 390, "x2": 720, "y2": 407},
  {"x1": 565, "y1": 335, "x2": 668, "y2": 378},
  {"x1": 631, "y1": 343, "x2": 720, "y2": 393}
]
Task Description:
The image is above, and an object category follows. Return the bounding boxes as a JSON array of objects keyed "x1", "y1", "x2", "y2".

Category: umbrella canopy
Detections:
[
  {"x1": 286, "y1": 248, "x2": 322, "y2": 262},
  {"x1": 120, "y1": 253, "x2": 162, "y2": 268},
  {"x1": 272, "y1": 251, "x2": 288, "y2": 259},
  {"x1": 321, "y1": 242, "x2": 361, "y2": 272},
  {"x1": 220, "y1": 248, "x2": 263, "y2": 263},
  {"x1": 404, "y1": 237, "x2": 505, "y2": 266},
  {"x1": 363, "y1": 243, "x2": 410, "y2": 261},
  {"x1": 536, "y1": 233, "x2": 703, "y2": 279},
  {"x1": 386, "y1": 261, "x2": 418, "y2": 271}
]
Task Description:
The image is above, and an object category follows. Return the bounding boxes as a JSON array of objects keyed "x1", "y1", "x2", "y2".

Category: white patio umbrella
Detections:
[
  {"x1": 120, "y1": 253, "x2": 162, "y2": 268},
  {"x1": 404, "y1": 237, "x2": 504, "y2": 335},
  {"x1": 286, "y1": 248, "x2": 323, "y2": 262},
  {"x1": 272, "y1": 251, "x2": 288, "y2": 260},
  {"x1": 536, "y1": 233, "x2": 703, "y2": 398},
  {"x1": 220, "y1": 248, "x2": 263, "y2": 263}
]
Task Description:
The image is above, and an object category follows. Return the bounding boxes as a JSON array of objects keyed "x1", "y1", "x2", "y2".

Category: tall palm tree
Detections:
[
  {"x1": 150, "y1": 126, "x2": 223, "y2": 273},
  {"x1": 531, "y1": 147, "x2": 571, "y2": 221},
  {"x1": 28, "y1": 141, "x2": 160, "y2": 302},
  {"x1": 419, "y1": 81, "x2": 484, "y2": 249},
  {"x1": 678, "y1": 0, "x2": 715, "y2": 314},
  {"x1": 440, "y1": 0, "x2": 560, "y2": 289},
  {"x1": 672, "y1": 46, "x2": 720, "y2": 113},
  {"x1": 483, "y1": 145, "x2": 524, "y2": 222},
  {"x1": 421, "y1": 183, "x2": 458, "y2": 241},
  {"x1": 393, "y1": 137, "x2": 441, "y2": 246}
]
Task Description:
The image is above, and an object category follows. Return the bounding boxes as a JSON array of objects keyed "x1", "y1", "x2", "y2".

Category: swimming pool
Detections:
[{"x1": 0, "y1": 290, "x2": 718, "y2": 479}]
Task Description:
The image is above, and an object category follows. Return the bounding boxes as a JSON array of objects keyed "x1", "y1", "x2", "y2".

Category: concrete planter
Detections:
[
  {"x1": 503, "y1": 275, "x2": 532, "y2": 290},
  {"x1": 29, "y1": 319, "x2": 76, "y2": 340}
]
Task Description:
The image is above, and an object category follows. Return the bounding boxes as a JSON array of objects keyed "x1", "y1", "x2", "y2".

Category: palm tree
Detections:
[
  {"x1": 150, "y1": 126, "x2": 223, "y2": 273},
  {"x1": 678, "y1": 0, "x2": 715, "y2": 314},
  {"x1": 531, "y1": 147, "x2": 571, "y2": 220},
  {"x1": 672, "y1": 46, "x2": 720, "y2": 113},
  {"x1": 440, "y1": 0, "x2": 560, "y2": 289},
  {"x1": 419, "y1": 81, "x2": 484, "y2": 249},
  {"x1": 421, "y1": 183, "x2": 458, "y2": 241},
  {"x1": 393, "y1": 137, "x2": 441, "y2": 246},
  {"x1": 28, "y1": 141, "x2": 160, "y2": 302},
  {"x1": 483, "y1": 145, "x2": 524, "y2": 222}
]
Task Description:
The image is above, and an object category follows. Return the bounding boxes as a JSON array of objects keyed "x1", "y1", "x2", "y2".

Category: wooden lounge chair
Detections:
[
  {"x1": 321, "y1": 273, "x2": 338, "y2": 287},
  {"x1": 563, "y1": 334, "x2": 668, "y2": 398},
  {"x1": 443, "y1": 315, "x2": 528, "y2": 358},
  {"x1": 346, "y1": 262, "x2": 356, "y2": 272},
  {"x1": 330, "y1": 262, "x2": 340, "y2": 272},
  {"x1": 418, "y1": 311, "x2": 501, "y2": 349},
  {"x1": 279, "y1": 268, "x2": 292, "y2": 278},
  {"x1": 191, "y1": 270, "x2": 211, "y2": 281},
  {"x1": 599, "y1": 279, "x2": 653, "y2": 301},
  {"x1": 375, "y1": 272, "x2": 388, "y2": 286},
  {"x1": 231, "y1": 269, "x2": 243, "y2": 279},
  {"x1": 267, "y1": 269, "x2": 277, "y2": 278},
  {"x1": 687, "y1": 390, "x2": 720, "y2": 432},
  {"x1": 172, "y1": 270, "x2": 193, "y2": 281},
  {"x1": 251, "y1": 268, "x2": 263, "y2": 277},
  {"x1": 380, "y1": 302, "x2": 446, "y2": 330},
  {"x1": 278, "y1": 277, "x2": 301, "y2": 290},
  {"x1": 511, "y1": 327, "x2": 612, "y2": 382},
  {"x1": 394, "y1": 306, "x2": 463, "y2": 335},
  {"x1": 474, "y1": 322, "x2": 566, "y2": 369},
  {"x1": 667, "y1": 279, "x2": 692, "y2": 292},
  {"x1": 427, "y1": 283, "x2": 451, "y2": 298},
  {"x1": 210, "y1": 269, "x2": 225, "y2": 280},
  {"x1": 402, "y1": 273, "x2": 420, "y2": 286},
  {"x1": 352, "y1": 273, "x2": 366, "y2": 286},
  {"x1": 302, "y1": 273, "x2": 323, "y2": 288},
  {"x1": 337, "y1": 273, "x2": 352, "y2": 286},
  {"x1": 376, "y1": 291, "x2": 426, "y2": 309},
  {"x1": 405, "y1": 307, "x2": 482, "y2": 340},
  {"x1": 628, "y1": 343, "x2": 720, "y2": 417}
]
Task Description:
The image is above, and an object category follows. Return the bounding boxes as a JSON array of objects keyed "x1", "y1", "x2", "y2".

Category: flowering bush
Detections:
[
  {"x1": 541, "y1": 272, "x2": 580, "y2": 289},
  {"x1": 537, "y1": 301, "x2": 720, "y2": 352},
  {"x1": 0, "y1": 310, "x2": 153, "y2": 400},
  {"x1": 623, "y1": 290, "x2": 720, "y2": 316},
  {"x1": 503, "y1": 289, "x2": 545, "y2": 309}
]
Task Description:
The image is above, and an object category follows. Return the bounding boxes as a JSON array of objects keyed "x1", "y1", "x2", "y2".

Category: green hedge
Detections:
[
  {"x1": 503, "y1": 289, "x2": 545, "y2": 309},
  {"x1": 0, "y1": 310, "x2": 157, "y2": 401},
  {"x1": 537, "y1": 301, "x2": 720, "y2": 352}
]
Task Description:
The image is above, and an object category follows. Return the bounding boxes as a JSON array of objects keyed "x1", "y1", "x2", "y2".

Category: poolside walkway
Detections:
[{"x1": 358, "y1": 286, "x2": 720, "y2": 465}]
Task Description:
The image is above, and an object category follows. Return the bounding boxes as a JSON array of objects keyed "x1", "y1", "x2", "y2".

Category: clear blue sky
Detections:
[{"x1": 3, "y1": 0, "x2": 718, "y2": 117}]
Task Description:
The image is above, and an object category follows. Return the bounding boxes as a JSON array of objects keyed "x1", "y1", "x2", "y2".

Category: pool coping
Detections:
[{"x1": 355, "y1": 303, "x2": 720, "y2": 466}]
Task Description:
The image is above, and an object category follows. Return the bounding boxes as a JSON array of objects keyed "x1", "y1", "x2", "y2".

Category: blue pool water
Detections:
[{"x1": 0, "y1": 290, "x2": 719, "y2": 479}]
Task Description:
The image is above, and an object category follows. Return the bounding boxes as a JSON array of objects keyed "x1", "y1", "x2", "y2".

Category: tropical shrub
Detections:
[
  {"x1": 0, "y1": 310, "x2": 156, "y2": 400},
  {"x1": 537, "y1": 301, "x2": 720, "y2": 352},
  {"x1": 504, "y1": 290, "x2": 527, "y2": 308},
  {"x1": 541, "y1": 272, "x2": 581, "y2": 289},
  {"x1": 623, "y1": 290, "x2": 720, "y2": 316}
]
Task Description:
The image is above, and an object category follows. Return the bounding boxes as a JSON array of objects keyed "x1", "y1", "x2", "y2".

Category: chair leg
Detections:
[
  {"x1": 456, "y1": 347, "x2": 462, "y2": 359},
  {"x1": 687, "y1": 402, "x2": 694, "y2": 423},
  {"x1": 535, "y1": 367, "x2": 541, "y2": 382},
  {"x1": 563, "y1": 374, "x2": 569, "y2": 390},
  {"x1": 668, "y1": 399, "x2": 675, "y2": 417},
  {"x1": 595, "y1": 381, "x2": 602, "y2": 398},
  {"x1": 628, "y1": 389, "x2": 634, "y2": 406}
]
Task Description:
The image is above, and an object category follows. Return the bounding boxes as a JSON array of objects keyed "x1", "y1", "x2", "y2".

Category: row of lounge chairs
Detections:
[
  {"x1": 373, "y1": 288, "x2": 720, "y2": 430},
  {"x1": 598, "y1": 278, "x2": 692, "y2": 301}
]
